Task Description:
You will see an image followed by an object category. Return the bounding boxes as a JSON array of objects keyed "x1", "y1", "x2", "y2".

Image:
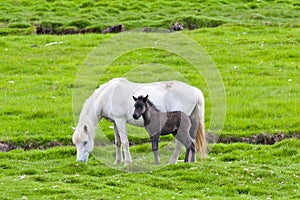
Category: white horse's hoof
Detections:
[
  {"x1": 114, "y1": 160, "x2": 122, "y2": 165},
  {"x1": 168, "y1": 158, "x2": 178, "y2": 164},
  {"x1": 124, "y1": 161, "x2": 132, "y2": 166}
]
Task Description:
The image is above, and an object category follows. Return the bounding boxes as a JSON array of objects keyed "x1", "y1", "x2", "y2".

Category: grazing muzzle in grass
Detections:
[
  {"x1": 74, "y1": 141, "x2": 91, "y2": 163},
  {"x1": 72, "y1": 124, "x2": 94, "y2": 163}
]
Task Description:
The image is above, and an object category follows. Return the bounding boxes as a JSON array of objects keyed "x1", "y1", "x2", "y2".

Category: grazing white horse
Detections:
[{"x1": 72, "y1": 78, "x2": 206, "y2": 165}]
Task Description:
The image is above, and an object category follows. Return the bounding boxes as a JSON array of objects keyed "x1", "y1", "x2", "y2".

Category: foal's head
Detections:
[{"x1": 132, "y1": 95, "x2": 148, "y2": 119}]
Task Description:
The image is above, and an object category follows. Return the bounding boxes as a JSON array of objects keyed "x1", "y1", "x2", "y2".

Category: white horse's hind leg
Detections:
[
  {"x1": 169, "y1": 139, "x2": 183, "y2": 164},
  {"x1": 188, "y1": 147, "x2": 195, "y2": 162},
  {"x1": 113, "y1": 123, "x2": 123, "y2": 165},
  {"x1": 115, "y1": 119, "x2": 132, "y2": 166}
]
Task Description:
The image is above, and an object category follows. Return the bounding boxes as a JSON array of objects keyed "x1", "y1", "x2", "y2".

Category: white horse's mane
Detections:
[
  {"x1": 73, "y1": 118, "x2": 94, "y2": 144},
  {"x1": 75, "y1": 78, "x2": 130, "y2": 142}
]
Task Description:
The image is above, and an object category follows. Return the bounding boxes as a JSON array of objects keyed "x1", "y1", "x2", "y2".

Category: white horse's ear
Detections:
[
  {"x1": 133, "y1": 96, "x2": 138, "y2": 101},
  {"x1": 83, "y1": 125, "x2": 88, "y2": 133},
  {"x1": 143, "y1": 94, "x2": 148, "y2": 102},
  {"x1": 71, "y1": 126, "x2": 76, "y2": 131}
]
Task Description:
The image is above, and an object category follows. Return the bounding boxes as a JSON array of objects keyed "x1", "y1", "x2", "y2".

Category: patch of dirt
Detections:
[
  {"x1": 102, "y1": 24, "x2": 125, "y2": 34},
  {"x1": 35, "y1": 26, "x2": 101, "y2": 35},
  {"x1": 207, "y1": 132, "x2": 300, "y2": 145},
  {"x1": 22, "y1": 141, "x2": 65, "y2": 151},
  {"x1": 35, "y1": 24, "x2": 124, "y2": 35},
  {"x1": 48, "y1": 141, "x2": 64, "y2": 148},
  {"x1": 0, "y1": 133, "x2": 299, "y2": 152},
  {"x1": 0, "y1": 140, "x2": 72, "y2": 152},
  {"x1": 0, "y1": 142, "x2": 17, "y2": 152}
]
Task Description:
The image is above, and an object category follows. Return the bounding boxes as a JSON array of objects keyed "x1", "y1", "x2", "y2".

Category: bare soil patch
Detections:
[
  {"x1": 1, "y1": 133, "x2": 299, "y2": 152},
  {"x1": 207, "y1": 132, "x2": 300, "y2": 145},
  {"x1": 0, "y1": 140, "x2": 70, "y2": 152}
]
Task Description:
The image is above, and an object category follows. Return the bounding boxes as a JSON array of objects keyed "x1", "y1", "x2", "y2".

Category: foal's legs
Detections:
[
  {"x1": 189, "y1": 142, "x2": 196, "y2": 162},
  {"x1": 184, "y1": 148, "x2": 190, "y2": 162},
  {"x1": 176, "y1": 130, "x2": 195, "y2": 163},
  {"x1": 184, "y1": 142, "x2": 195, "y2": 162},
  {"x1": 150, "y1": 133, "x2": 160, "y2": 165},
  {"x1": 169, "y1": 139, "x2": 183, "y2": 164}
]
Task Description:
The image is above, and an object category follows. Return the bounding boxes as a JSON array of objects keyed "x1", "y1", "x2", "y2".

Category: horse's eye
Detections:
[{"x1": 83, "y1": 141, "x2": 88, "y2": 146}]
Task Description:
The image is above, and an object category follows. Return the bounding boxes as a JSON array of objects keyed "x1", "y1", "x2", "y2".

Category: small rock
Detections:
[
  {"x1": 171, "y1": 22, "x2": 184, "y2": 31},
  {"x1": 102, "y1": 24, "x2": 125, "y2": 34}
]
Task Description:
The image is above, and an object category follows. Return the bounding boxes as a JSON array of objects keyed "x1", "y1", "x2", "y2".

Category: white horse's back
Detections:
[
  {"x1": 99, "y1": 78, "x2": 197, "y2": 115},
  {"x1": 132, "y1": 80, "x2": 197, "y2": 115},
  {"x1": 95, "y1": 78, "x2": 199, "y2": 125}
]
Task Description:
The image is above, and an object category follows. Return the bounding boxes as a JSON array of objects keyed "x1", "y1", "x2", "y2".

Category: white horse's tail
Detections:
[
  {"x1": 194, "y1": 88, "x2": 207, "y2": 158},
  {"x1": 196, "y1": 116, "x2": 206, "y2": 158}
]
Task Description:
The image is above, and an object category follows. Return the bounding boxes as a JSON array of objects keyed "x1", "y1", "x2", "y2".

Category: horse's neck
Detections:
[
  {"x1": 142, "y1": 103, "x2": 159, "y2": 126},
  {"x1": 79, "y1": 92, "x2": 102, "y2": 128}
]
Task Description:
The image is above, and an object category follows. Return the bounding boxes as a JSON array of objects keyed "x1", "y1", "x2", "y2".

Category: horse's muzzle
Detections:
[
  {"x1": 133, "y1": 113, "x2": 139, "y2": 119},
  {"x1": 77, "y1": 151, "x2": 89, "y2": 163}
]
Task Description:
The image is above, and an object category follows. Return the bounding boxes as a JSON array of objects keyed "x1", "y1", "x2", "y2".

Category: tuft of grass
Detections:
[
  {"x1": 175, "y1": 16, "x2": 226, "y2": 29},
  {"x1": 8, "y1": 22, "x2": 31, "y2": 29},
  {"x1": 67, "y1": 19, "x2": 91, "y2": 29}
]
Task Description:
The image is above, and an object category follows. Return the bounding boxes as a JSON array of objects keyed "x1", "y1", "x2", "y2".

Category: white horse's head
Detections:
[{"x1": 72, "y1": 123, "x2": 94, "y2": 163}]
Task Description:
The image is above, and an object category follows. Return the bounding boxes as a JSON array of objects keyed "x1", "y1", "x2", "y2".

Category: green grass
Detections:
[
  {"x1": 0, "y1": 139, "x2": 299, "y2": 199},
  {"x1": 1, "y1": 26, "x2": 299, "y2": 144},
  {"x1": 1, "y1": 34, "x2": 109, "y2": 144},
  {"x1": 1, "y1": 0, "x2": 300, "y2": 35},
  {"x1": 1, "y1": 0, "x2": 300, "y2": 199}
]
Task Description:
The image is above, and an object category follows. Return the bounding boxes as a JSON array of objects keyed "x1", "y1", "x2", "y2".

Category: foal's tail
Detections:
[{"x1": 194, "y1": 88, "x2": 207, "y2": 158}]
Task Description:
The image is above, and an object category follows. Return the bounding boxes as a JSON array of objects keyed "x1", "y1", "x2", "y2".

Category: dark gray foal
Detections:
[{"x1": 133, "y1": 95, "x2": 195, "y2": 164}]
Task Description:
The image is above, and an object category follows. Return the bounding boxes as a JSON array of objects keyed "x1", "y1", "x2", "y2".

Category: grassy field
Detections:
[
  {"x1": 1, "y1": 27, "x2": 299, "y2": 144},
  {"x1": 1, "y1": 0, "x2": 300, "y2": 35},
  {"x1": 1, "y1": 0, "x2": 300, "y2": 199},
  {"x1": 0, "y1": 140, "x2": 299, "y2": 199}
]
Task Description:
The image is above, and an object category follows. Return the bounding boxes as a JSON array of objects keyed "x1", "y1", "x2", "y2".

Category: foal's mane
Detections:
[
  {"x1": 137, "y1": 95, "x2": 160, "y2": 112},
  {"x1": 147, "y1": 99, "x2": 160, "y2": 112}
]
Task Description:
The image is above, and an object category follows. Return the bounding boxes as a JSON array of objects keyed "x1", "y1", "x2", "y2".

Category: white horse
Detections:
[{"x1": 72, "y1": 78, "x2": 206, "y2": 165}]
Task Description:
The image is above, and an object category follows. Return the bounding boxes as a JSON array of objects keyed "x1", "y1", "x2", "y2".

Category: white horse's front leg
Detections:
[
  {"x1": 115, "y1": 119, "x2": 132, "y2": 166},
  {"x1": 169, "y1": 139, "x2": 183, "y2": 164},
  {"x1": 114, "y1": 123, "x2": 123, "y2": 165}
]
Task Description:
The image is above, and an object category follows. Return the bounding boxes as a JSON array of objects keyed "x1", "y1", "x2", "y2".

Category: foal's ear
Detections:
[
  {"x1": 143, "y1": 95, "x2": 148, "y2": 102},
  {"x1": 133, "y1": 96, "x2": 138, "y2": 101}
]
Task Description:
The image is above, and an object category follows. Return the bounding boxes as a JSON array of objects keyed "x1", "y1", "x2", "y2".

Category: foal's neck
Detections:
[{"x1": 142, "y1": 102, "x2": 158, "y2": 126}]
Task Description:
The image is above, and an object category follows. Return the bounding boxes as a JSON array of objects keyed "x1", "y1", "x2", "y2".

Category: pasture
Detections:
[{"x1": 0, "y1": 0, "x2": 300, "y2": 199}]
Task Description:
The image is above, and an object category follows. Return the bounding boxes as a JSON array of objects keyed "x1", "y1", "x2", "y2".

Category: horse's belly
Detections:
[{"x1": 161, "y1": 125, "x2": 177, "y2": 135}]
